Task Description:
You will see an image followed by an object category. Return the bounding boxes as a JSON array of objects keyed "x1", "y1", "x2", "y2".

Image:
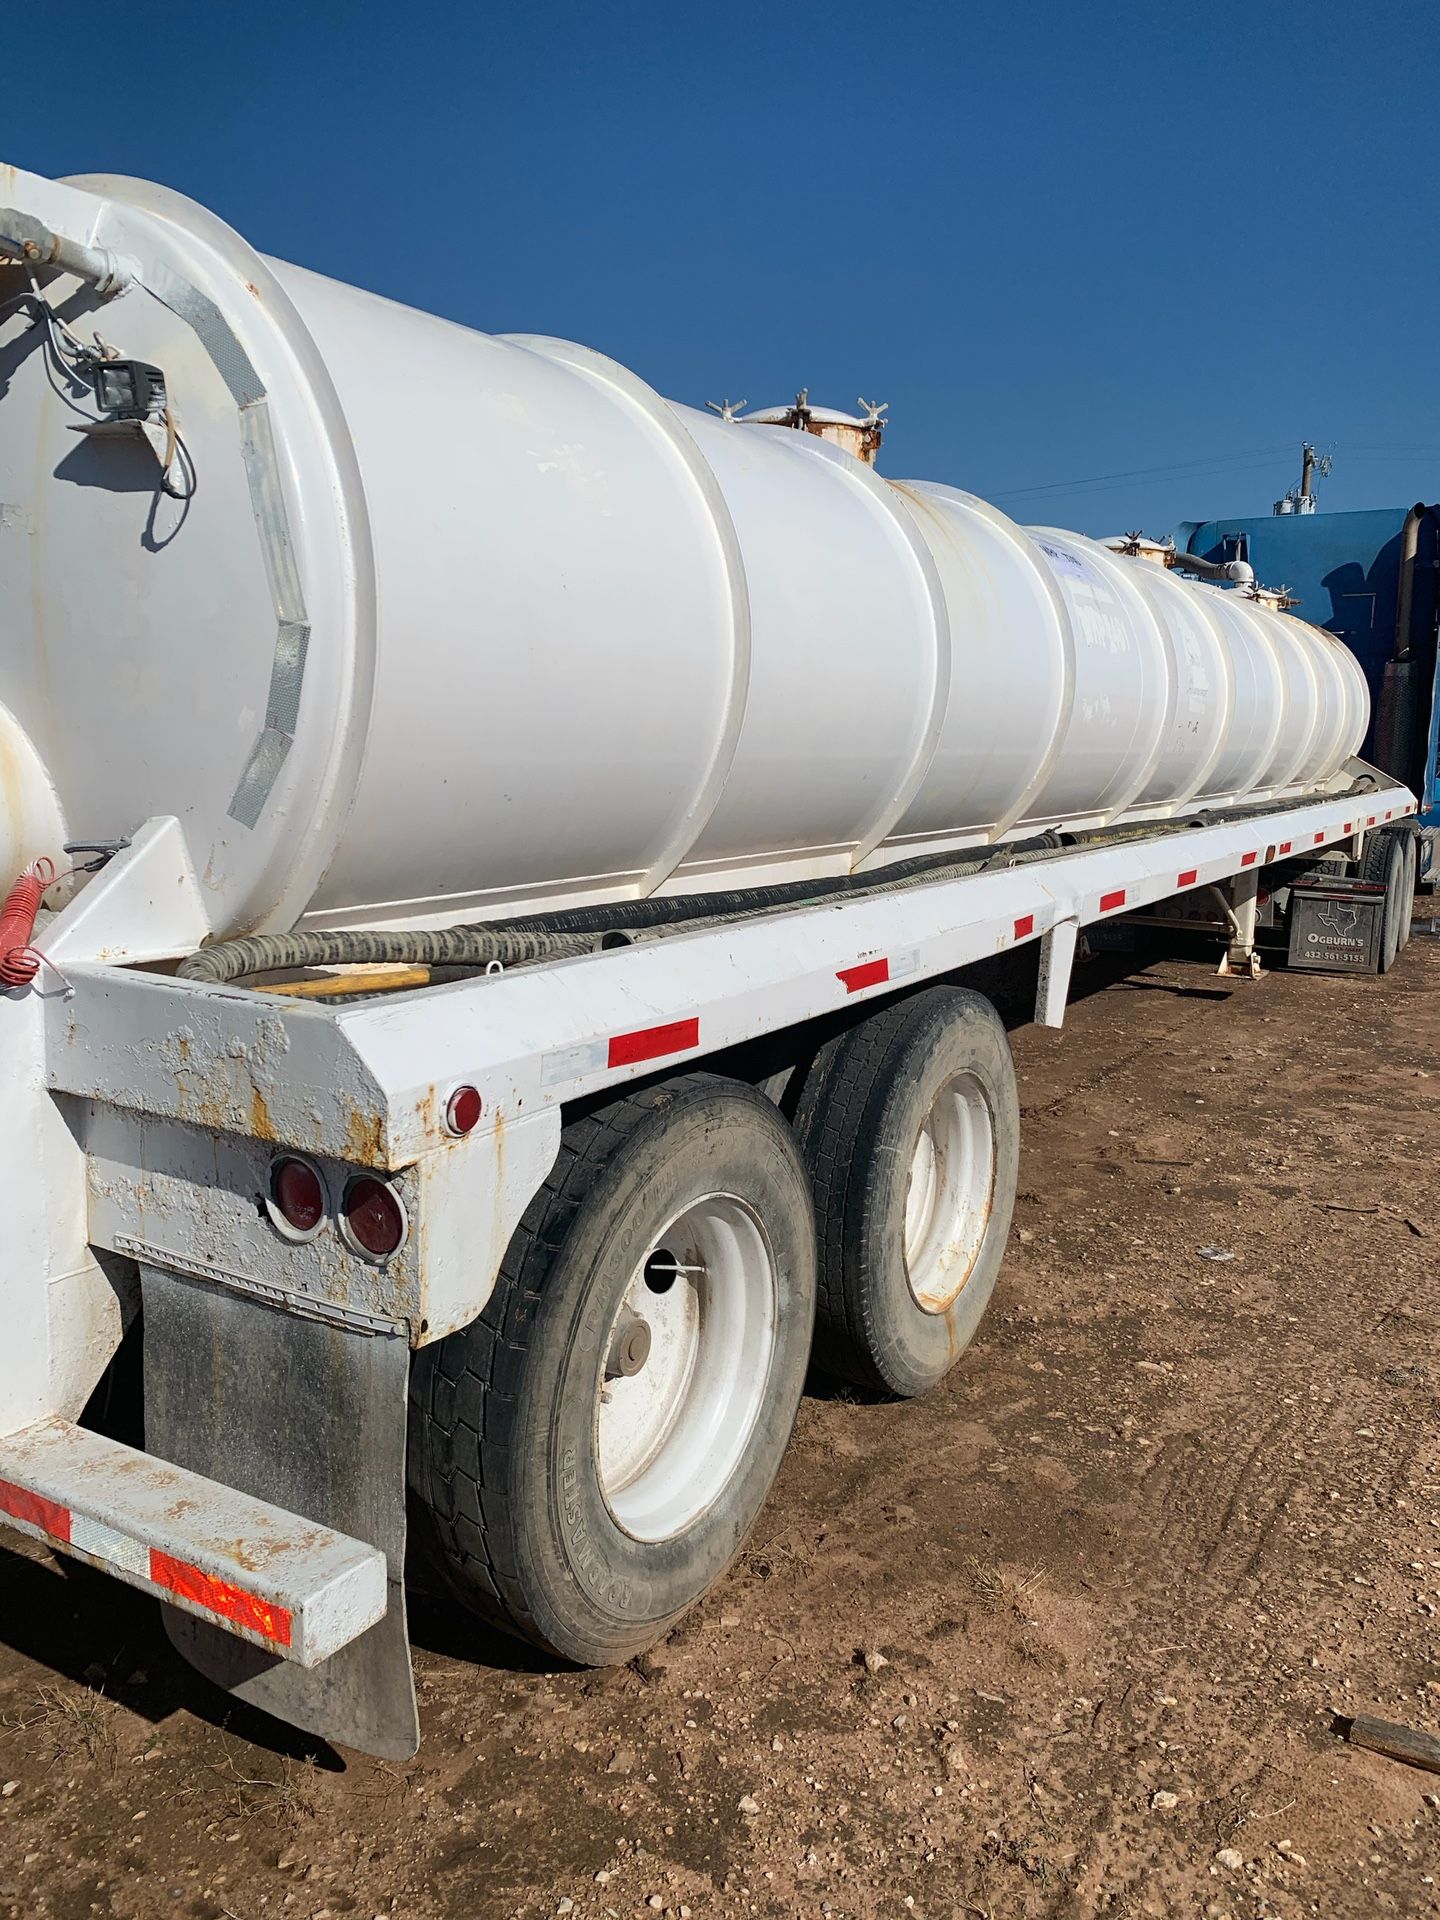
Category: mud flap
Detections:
[{"x1": 140, "y1": 1266, "x2": 419, "y2": 1759}]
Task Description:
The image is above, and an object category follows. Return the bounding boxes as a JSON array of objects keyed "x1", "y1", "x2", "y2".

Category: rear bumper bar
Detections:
[{"x1": 0, "y1": 1417, "x2": 386, "y2": 1667}]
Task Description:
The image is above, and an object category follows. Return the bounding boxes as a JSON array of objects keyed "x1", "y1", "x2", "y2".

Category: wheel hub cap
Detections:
[
  {"x1": 903, "y1": 1072, "x2": 997, "y2": 1314},
  {"x1": 596, "y1": 1194, "x2": 778, "y2": 1542}
]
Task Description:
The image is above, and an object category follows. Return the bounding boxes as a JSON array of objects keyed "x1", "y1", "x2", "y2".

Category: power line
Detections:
[{"x1": 990, "y1": 445, "x2": 1295, "y2": 501}]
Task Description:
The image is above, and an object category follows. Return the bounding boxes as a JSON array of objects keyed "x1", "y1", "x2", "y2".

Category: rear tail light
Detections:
[
  {"x1": 340, "y1": 1175, "x2": 408, "y2": 1262},
  {"x1": 444, "y1": 1084, "x2": 483, "y2": 1136},
  {"x1": 267, "y1": 1156, "x2": 327, "y2": 1241}
]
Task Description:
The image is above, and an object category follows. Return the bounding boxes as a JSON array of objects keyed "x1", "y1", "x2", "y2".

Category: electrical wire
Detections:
[
  {"x1": 23, "y1": 269, "x2": 96, "y2": 374},
  {"x1": 33, "y1": 327, "x2": 108, "y2": 424},
  {"x1": 1014, "y1": 458, "x2": 1303, "y2": 509},
  {"x1": 990, "y1": 444, "x2": 1297, "y2": 502},
  {"x1": 0, "y1": 857, "x2": 82, "y2": 991},
  {"x1": 15, "y1": 271, "x2": 199, "y2": 501},
  {"x1": 160, "y1": 409, "x2": 198, "y2": 500},
  {"x1": 13, "y1": 277, "x2": 111, "y2": 427},
  {"x1": 1337, "y1": 448, "x2": 1440, "y2": 461},
  {"x1": 994, "y1": 444, "x2": 1435, "y2": 507}
]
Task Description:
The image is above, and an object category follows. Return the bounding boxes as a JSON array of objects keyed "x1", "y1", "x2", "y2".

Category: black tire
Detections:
[
  {"x1": 1361, "y1": 830, "x2": 1407, "y2": 973},
  {"x1": 792, "y1": 985, "x2": 1020, "y2": 1399},
  {"x1": 1399, "y1": 832, "x2": 1417, "y2": 950},
  {"x1": 408, "y1": 1073, "x2": 816, "y2": 1665}
]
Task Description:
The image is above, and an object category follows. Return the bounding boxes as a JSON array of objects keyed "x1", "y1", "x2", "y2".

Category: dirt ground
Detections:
[{"x1": 2, "y1": 912, "x2": 1438, "y2": 1920}]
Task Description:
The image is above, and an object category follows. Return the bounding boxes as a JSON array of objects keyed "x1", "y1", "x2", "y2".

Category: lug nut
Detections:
[{"x1": 606, "y1": 1313, "x2": 652, "y2": 1380}]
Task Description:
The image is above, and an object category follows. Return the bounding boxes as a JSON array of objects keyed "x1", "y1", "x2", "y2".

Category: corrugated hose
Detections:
[
  {"x1": 174, "y1": 835, "x2": 1073, "y2": 989},
  {"x1": 175, "y1": 780, "x2": 1378, "y2": 996}
]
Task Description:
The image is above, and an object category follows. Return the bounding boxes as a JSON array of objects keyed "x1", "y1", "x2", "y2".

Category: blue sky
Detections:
[{"x1": 7, "y1": 1, "x2": 1435, "y2": 534}]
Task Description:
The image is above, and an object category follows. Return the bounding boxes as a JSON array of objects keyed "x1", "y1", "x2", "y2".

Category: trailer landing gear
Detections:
[{"x1": 1218, "y1": 868, "x2": 1264, "y2": 980}]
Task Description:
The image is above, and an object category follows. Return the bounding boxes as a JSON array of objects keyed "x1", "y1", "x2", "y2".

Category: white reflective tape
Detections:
[
  {"x1": 69, "y1": 1511, "x2": 149, "y2": 1578},
  {"x1": 543, "y1": 1039, "x2": 609, "y2": 1086},
  {"x1": 0, "y1": 1416, "x2": 388, "y2": 1669}
]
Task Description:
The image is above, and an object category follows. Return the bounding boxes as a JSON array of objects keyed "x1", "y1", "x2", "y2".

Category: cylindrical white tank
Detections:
[{"x1": 0, "y1": 165, "x2": 1369, "y2": 941}]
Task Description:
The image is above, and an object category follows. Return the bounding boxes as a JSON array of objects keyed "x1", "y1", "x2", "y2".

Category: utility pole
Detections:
[{"x1": 1274, "y1": 442, "x2": 1332, "y2": 515}]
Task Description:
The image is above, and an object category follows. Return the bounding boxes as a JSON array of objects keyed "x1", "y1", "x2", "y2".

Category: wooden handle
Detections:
[
  {"x1": 263, "y1": 966, "x2": 432, "y2": 999},
  {"x1": 1338, "y1": 1713, "x2": 1440, "y2": 1776}
]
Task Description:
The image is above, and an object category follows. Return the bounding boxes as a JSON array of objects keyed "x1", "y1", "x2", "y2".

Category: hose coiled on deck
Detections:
[
  {"x1": 176, "y1": 835, "x2": 1071, "y2": 987},
  {"x1": 177, "y1": 778, "x2": 1367, "y2": 993},
  {"x1": 176, "y1": 923, "x2": 601, "y2": 984}
]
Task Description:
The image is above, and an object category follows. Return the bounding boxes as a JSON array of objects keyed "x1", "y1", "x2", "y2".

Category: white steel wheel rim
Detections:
[
  {"x1": 596, "y1": 1193, "x2": 778, "y2": 1543},
  {"x1": 903, "y1": 1072, "x2": 997, "y2": 1314}
]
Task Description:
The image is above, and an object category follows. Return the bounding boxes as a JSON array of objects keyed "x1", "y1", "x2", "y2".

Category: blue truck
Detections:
[{"x1": 1174, "y1": 499, "x2": 1439, "y2": 886}]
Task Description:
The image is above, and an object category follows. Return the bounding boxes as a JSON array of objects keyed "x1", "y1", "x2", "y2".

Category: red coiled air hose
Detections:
[{"x1": 0, "y1": 857, "x2": 56, "y2": 987}]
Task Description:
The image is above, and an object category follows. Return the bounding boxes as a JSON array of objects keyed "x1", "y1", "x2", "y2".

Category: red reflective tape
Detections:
[
  {"x1": 1240, "y1": 851, "x2": 1257, "y2": 867},
  {"x1": 1099, "y1": 889, "x2": 1125, "y2": 913},
  {"x1": 1367, "y1": 815, "x2": 1376, "y2": 827},
  {"x1": 607, "y1": 1017, "x2": 700, "y2": 1069},
  {"x1": 1344, "y1": 822, "x2": 1353, "y2": 834},
  {"x1": 837, "y1": 957, "x2": 889, "y2": 994},
  {"x1": 1385, "y1": 810, "x2": 1393, "y2": 820},
  {"x1": 1314, "y1": 831, "x2": 1325, "y2": 844},
  {"x1": 0, "y1": 1477, "x2": 71, "y2": 1543},
  {"x1": 1013, "y1": 914, "x2": 1035, "y2": 940},
  {"x1": 149, "y1": 1550, "x2": 293, "y2": 1647},
  {"x1": 1177, "y1": 868, "x2": 1197, "y2": 888},
  {"x1": 1278, "y1": 841, "x2": 1292, "y2": 855}
]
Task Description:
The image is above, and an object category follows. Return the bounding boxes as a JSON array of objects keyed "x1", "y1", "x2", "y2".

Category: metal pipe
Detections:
[
  {"x1": 1373, "y1": 501, "x2": 1437, "y2": 783},
  {"x1": 1203, "y1": 884, "x2": 1241, "y2": 939},
  {"x1": 1170, "y1": 549, "x2": 1255, "y2": 586},
  {"x1": 0, "y1": 209, "x2": 136, "y2": 298},
  {"x1": 1392, "y1": 502, "x2": 1434, "y2": 663}
]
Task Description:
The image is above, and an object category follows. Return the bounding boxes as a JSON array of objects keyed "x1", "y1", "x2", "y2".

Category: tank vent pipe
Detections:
[{"x1": 1169, "y1": 550, "x2": 1255, "y2": 586}]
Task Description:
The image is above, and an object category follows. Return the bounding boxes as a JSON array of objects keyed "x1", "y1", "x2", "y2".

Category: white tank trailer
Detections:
[
  {"x1": 0, "y1": 165, "x2": 1367, "y2": 937},
  {"x1": 0, "y1": 163, "x2": 1416, "y2": 1764}
]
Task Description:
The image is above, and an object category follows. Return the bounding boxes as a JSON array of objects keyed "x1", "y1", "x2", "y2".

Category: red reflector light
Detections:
[
  {"x1": 342, "y1": 1176, "x2": 407, "y2": 1261},
  {"x1": 445, "y1": 1084, "x2": 483, "y2": 1136},
  {"x1": 270, "y1": 1157, "x2": 326, "y2": 1236}
]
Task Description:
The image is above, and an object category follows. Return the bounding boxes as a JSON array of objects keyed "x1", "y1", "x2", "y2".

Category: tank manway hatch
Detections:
[{"x1": 710, "y1": 390, "x2": 888, "y2": 466}]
